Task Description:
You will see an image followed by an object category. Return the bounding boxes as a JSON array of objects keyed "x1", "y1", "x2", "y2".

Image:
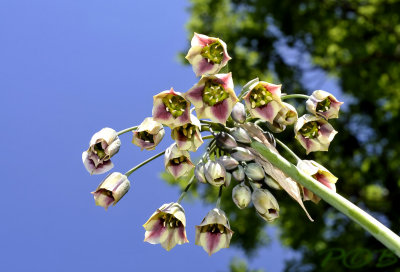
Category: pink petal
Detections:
[
  {"x1": 210, "y1": 100, "x2": 230, "y2": 124},
  {"x1": 177, "y1": 225, "x2": 188, "y2": 243},
  {"x1": 254, "y1": 103, "x2": 276, "y2": 123},
  {"x1": 92, "y1": 190, "x2": 114, "y2": 210},
  {"x1": 192, "y1": 33, "x2": 213, "y2": 47},
  {"x1": 196, "y1": 58, "x2": 216, "y2": 76},
  {"x1": 185, "y1": 86, "x2": 204, "y2": 106},
  {"x1": 144, "y1": 219, "x2": 167, "y2": 244},
  {"x1": 153, "y1": 103, "x2": 171, "y2": 121}
]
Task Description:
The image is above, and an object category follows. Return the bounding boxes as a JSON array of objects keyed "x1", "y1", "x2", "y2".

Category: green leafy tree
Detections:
[{"x1": 177, "y1": 0, "x2": 400, "y2": 270}]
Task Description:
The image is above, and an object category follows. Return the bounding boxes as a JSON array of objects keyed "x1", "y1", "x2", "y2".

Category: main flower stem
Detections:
[
  {"x1": 124, "y1": 150, "x2": 165, "y2": 177},
  {"x1": 251, "y1": 141, "x2": 400, "y2": 257},
  {"x1": 117, "y1": 126, "x2": 138, "y2": 136},
  {"x1": 177, "y1": 175, "x2": 196, "y2": 204},
  {"x1": 275, "y1": 138, "x2": 300, "y2": 163},
  {"x1": 281, "y1": 94, "x2": 309, "y2": 100}
]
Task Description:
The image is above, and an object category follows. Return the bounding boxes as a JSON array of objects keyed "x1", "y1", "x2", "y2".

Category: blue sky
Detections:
[{"x1": 1, "y1": 1, "x2": 300, "y2": 271}]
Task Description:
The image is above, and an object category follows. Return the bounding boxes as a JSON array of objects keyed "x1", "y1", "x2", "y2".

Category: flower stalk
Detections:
[
  {"x1": 281, "y1": 94, "x2": 309, "y2": 100},
  {"x1": 251, "y1": 140, "x2": 400, "y2": 257},
  {"x1": 117, "y1": 126, "x2": 138, "y2": 136}
]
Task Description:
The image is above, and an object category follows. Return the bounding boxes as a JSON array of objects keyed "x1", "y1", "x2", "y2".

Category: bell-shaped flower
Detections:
[
  {"x1": 171, "y1": 114, "x2": 203, "y2": 152},
  {"x1": 143, "y1": 202, "x2": 189, "y2": 251},
  {"x1": 184, "y1": 73, "x2": 238, "y2": 125},
  {"x1": 252, "y1": 188, "x2": 280, "y2": 222},
  {"x1": 297, "y1": 160, "x2": 338, "y2": 203},
  {"x1": 91, "y1": 172, "x2": 130, "y2": 211},
  {"x1": 185, "y1": 33, "x2": 231, "y2": 77},
  {"x1": 164, "y1": 143, "x2": 194, "y2": 179},
  {"x1": 306, "y1": 90, "x2": 344, "y2": 119},
  {"x1": 152, "y1": 88, "x2": 191, "y2": 129},
  {"x1": 82, "y1": 127, "x2": 121, "y2": 175},
  {"x1": 195, "y1": 208, "x2": 234, "y2": 255},
  {"x1": 243, "y1": 80, "x2": 284, "y2": 124},
  {"x1": 294, "y1": 114, "x2": 338, "y2": 154},
  {"x1": 232, "y1": 183, "x2": 251, "y2": 209},
  {"x1": 204, "y1": 160, "x2": 227, "y2": 187},
  {"x1": 132, "y1": 117, "x2": 165, "y2": 151},
  {"x1": 274, "y1": 102, "x2": 298, "y2": 126}
]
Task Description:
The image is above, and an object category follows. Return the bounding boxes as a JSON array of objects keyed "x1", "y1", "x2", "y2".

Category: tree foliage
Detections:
[{"x1": 179, "y1": 0, "x2": 400, "y2": 270}]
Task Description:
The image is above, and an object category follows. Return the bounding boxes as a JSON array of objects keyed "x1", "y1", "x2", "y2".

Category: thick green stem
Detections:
[
  {"x1": 177, "y1": 175, "x2": 196, "y2": 204},
  {"x1": 281, "y1": 94, "x2": 309, "y2": 100},
  {"x1": 117, "y1": 126, "x2": 138, "y2": 136},
  {"x1": 251, "y1": 141, "x2": 400, "y2": 257}
]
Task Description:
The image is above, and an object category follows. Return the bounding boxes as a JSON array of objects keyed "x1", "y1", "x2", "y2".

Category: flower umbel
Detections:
[
  {"x1": 152, "y1": 88, "x2": 191, "y2": 129},
  {"x1": 143, "y1": 202, "x2": 189, "y2": 251},
  {"x1": 91, "y1": 172, "x2": 130, "y2": 210},
  {"x1": 82, "y1": 127, "x2": 121, "y2": 175},
  {"x1": 164, "y1": 143, "x2": 194, "y2": 179},
  {"x1": 306, "y1": 90, "x2": 343, "y2": 119},
  {"x1": 195, "y1": 208, "x2": 234, "y2": 255},
  {"x1": 185, "y1": 73, "x2": 238, "y2": 124},
  {"x1": 185, "y1": 33, "x2": 231, "y2": 77},
  {"x1": 297, "y1": 160, "x2": 338, "y2": 203},
  {"x1": 294, "y1": 114, "x2": 338, "y2": 154},
  {"x1": 132, "y1": 117, "x2": 165, "y2": 151}
]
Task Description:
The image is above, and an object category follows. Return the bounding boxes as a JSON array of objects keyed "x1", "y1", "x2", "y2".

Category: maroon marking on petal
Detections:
[
  {"x1": 153, "y1": 104, "x2": 171, "y2": 121},
  {"x1": 145, "y1": 219, "x2": 166, "y2": 243},
  {"x1": 178, "y1": 111, "x2": 190, "y2": 124},
  {"x1": 211, "y1": 100, "x2": 229, "y2": 123},
  {"x1": 255, "y1": 104, "x2": 274, "y2": 122},
  {"x1": 94, "y1": 190, "x2": 115, "y2": 207},
  {"x1": 178, "y1": 225, "x2": 187, "y2": 242},
  {"x1": 315, "y1": 173, "x2": 335, "y2": 190},
  {"x1": 171, "y1": 164, "x2": 183, "y2": 177},
  {"x1": 198, "y1": 59, "x2": 215, "y2": 75},
  {"x1": 195, "y1": 34, "x2": 213, "y2": 46},
  {"x1": 265, "y1": 83, "x2": 281, "y2": 95},
  {"x1": 319, "y1": 124, "x2": 332, "y2": 137},
  {"x1": 205, "y1": 232, "x2": 222, "y2": 254}
]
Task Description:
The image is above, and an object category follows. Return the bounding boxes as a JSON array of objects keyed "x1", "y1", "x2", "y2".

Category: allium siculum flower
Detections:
[
  {"x1": 184, "y1": 73, "x2": 238, "y2": 125},
  {"x1": 82, "y1": 127, "x2": 121, "y2": 175},
  {"x1": 132, "y1": 117, "x2": 165, "y2": 151},
  {"x1": 252, "y1": 188, "x2": 280, "y2": 222},
  {"x1": 204, "y1": 160, "x2": 227, "y2": 187},
  {"x1": 294, "y1": 114, "x2": 338, "y2": 154},
  {"x1": 306, "y1": 90, "x2": 344, "y2": 119},
  {"x1": 274, "y1": 102, "x2": 298, "y2": 126},
  {"x1": 195, "y1": 208, "x2": 234, "y2": 255},
  {"x1": 243, "y1": 80, "x2": 284, "y2": 124},
  {"x1": 152, "y1": 88, "x2": 191, "y2": 129},
  {"x1": 91, "y1": 172, "x2": 130, "y2": 211},
  {"x1": 171, "y1": 114, "x2": 203, "y2": 152},
  {"x1": 232, "y1": 183, "x2": 251, "y2": 209},
  {"x1": 143, "y1": 202, "x2": 189, "y2": 251},
  {"x1": 164, "y1": 143, "x2": 194, "y2": 179},
  {"x1": 185, "y1": 33, "x2": 231, "y2": 77},
  {"x1": 297, "y1": 160, "x2": 338, "y2": 203}
]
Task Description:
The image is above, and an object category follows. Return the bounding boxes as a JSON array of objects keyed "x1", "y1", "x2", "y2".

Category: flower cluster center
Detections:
[
  {"x1": 201, "y1": 41, "x2": 224, "y2": 64},
  {"x1": 250, "y1": 83, "x2": 273, "y2": 108},
  {"x1": 162, "y1": 94, "x2": 188, "y2": 118},
  {"x1": 203, "y1": 80, "x2": 229, "y2": 106},
  {"x1": 300, "y1": 121, "x2": 320, "y2": 139},
  {"x1": 316, "y1": 98, "x2": 331, "y2": 112},
  {"x1": 161, "y1": 213, "x2": 181, "y2": 228},
  {"x1": 137, "y1": 131, "x2": 155, "y2": 143}
]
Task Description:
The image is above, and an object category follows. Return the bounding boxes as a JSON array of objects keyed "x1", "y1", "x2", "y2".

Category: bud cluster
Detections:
[{"x1": 81, "y1": 33, "x2": 342, "y2": 255}]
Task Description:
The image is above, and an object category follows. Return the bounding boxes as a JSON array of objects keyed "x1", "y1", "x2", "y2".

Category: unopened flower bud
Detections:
[
  {"x1": 215, "y1": 131, "x2": 237, "y2": 150},
  {"x1": 230, "y1": 102, "x2": 246, "y2": 123},
  {"x1": 217, "y1": 156, "x2": 239, "y2": 170},
  {"x1": 232, "y1": 183, "x2": 251, "y2": 209},
  {"x1": 91, "y1": 172, "x2": 130, "y2": 211},
  {"x1": 245, "y1": 163, "x2": 265, "y2": 181},
  {"x1": 231, "y1": 147, "x2": 255, "y2": 162},
  {"x1": 229, "y1": 127, "x2": 252, "y2": 144},
  {"x1": 232, "y1": 165, "x2": 245, "y2": 181},
  {"x1": 204, "y1": 160, "x2": 226, "y2": 186},
  {"x1": 264, "y1": 175, "x2": 282, "y2": 190},
  {"x1": 225, "y1": 172, "x2": 232, "y2": 187},
  {"x1": 252, "y1": 188, "x2": 279, "y2": 222},
  {"x1": 195, "y1": 163, "x2": 207, "y2": 183}
]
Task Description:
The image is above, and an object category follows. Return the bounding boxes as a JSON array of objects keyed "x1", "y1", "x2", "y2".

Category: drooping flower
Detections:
[
  {"x1": 82, "y1": 127, "x2": 121, "y2": 175},
  {"x1": 152, "y1": 88, "x2": 191, "y2": 129},
  {"x1": 184, "y1": 73, "x2": 238, "y2": 125},
  {"x1": 195, "y1": 208, "x2": 234, "y2": 255},
  {"x1": 274, "y1": 102, "x2": 298, "y2": 126},
  {"x1": 185, "y1": 33, "x2": 231, "y2": 77},
  {"x1": 91, "y1": 172, "x2": 130, "y2": 210},
  {"x1": 132, "y1": 117, "x2": 165, "y2": 151},
  {"x1": 243, "y1": 80, "x2": 284, "y2": 124},
  {"x1": 297, "y1": 160, "x2": 338, "y2": 203},
  {"x1": 143, "y1": 202, "x2": 189, "y2": 251},
  {"x1": 232, "y1": 183, "x2": 251, "y2": 209},
  {"x1": 306, "y1": 90, "x2": 344, "y2": 119},
  {"x1": 252, "y1": 188, "x2": 280, "y2": 222},
  {"x1": 171, "y1": 114, "x2": 203, "y2": 152},
  {"x1": 164, "y1": 143, "x2": 194, "y2": 179},
  {"x1": 294, "y1": 114, "x2": 338, "y2": 154}
]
